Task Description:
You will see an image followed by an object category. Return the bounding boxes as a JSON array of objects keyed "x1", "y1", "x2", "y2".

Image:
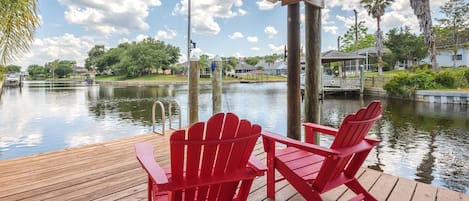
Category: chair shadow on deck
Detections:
[{"x1": 262, "y1": 101, "x2": 382, "y2": 201}]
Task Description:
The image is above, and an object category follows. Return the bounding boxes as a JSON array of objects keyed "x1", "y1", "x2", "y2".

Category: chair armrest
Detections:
[
  {"x1": 262, "y1": 131, "x2": 339, "y2": 158},
  {"x1": 303, "y1": 122, "x2": 338, "y2": 136},
  {"x1": 334, "y1": 140, "x2": 379, "y2": 157},
  {"x1": 247, "y1": 156, "x2": 267, "y2": 176},
  {"x1": 135, "y1": 142, "x2": 169, "y2": 187}
]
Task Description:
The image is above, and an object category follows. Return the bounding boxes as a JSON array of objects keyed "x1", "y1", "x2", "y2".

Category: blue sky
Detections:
[{"x1": 13, "y1": 0, "x2": 446, "y2": 68}]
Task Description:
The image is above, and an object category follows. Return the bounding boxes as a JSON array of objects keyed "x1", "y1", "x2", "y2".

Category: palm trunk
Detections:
[
  {"x1": 409, "y1": 0, "x2": 439, "y2": 71},
  {"x1": 376, "y1": 16, "x2": 383, "y2": 76}
]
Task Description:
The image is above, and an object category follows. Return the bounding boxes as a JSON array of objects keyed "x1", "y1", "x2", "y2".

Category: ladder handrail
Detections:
[{"x1": 152, "y1": 100, "x2": 165, "y2": 135}]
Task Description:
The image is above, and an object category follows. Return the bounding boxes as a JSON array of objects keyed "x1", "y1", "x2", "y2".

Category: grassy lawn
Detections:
[{"x1": 364, "y1": 70, "x2": 408, "y2": 77}]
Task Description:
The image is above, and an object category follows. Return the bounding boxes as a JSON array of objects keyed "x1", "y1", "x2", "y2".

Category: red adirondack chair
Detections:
[
  {"x1": 135, "y1": 113, "x2": 266, "y2": 201},
  {"x1": 262, "y1": 101, "x2": 382, "y2": 201}
]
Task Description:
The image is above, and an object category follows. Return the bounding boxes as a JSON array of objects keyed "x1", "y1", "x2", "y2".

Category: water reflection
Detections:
[{"x1": 0, "y1": 81, "x2": 468, "y2": 193}]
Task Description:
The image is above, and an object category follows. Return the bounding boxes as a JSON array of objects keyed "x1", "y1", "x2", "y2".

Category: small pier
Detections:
[{"x1": 0, "y1": 132, "x2": 467, "y2": 200}]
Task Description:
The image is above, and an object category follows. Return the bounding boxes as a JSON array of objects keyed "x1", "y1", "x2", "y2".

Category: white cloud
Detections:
[
  {"x1": 173, "y1": 0, "x2": 244, "y2": 36},
  {"x1": 247, "y1": 36, "x2": 259, "y2": 43},
  {"x1": 323, "y1": 26, "x2": 339, "y2": 34},
  {"x1": 13, "y1": 33, "x2": 94, "y2": 67},
  {"x1": 257, "y1": 0, "x2": 279, "y2": 10},
  {"x1": 136, "y1": 34, "x2": 149, "y2": 42},
  {"x1": 58, "y1": 0, "x2": 162, "y2": 35},
  {"x1": 229, "y1": 32, "x2": 244, "y2": 39},
  {"x1": 264, "y1": 26, "x2": 278, "y2": 39},
  {"x1": 268, "y1": 44, "x2": 284, "y2": 53},
  {"x1": 251, "y1": 47, "x2": 260, "y2": 51},
  {"x1": 155, "y1": 29, "x2": 177, "y2": 40},
  {"x1": 238, "y1": 8, "x2": 247, "y2": 16}
]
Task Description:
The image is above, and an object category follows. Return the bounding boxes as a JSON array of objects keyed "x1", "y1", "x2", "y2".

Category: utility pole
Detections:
[{"x1": 354, "y1": 9, "x2": 359, "y2": 75}]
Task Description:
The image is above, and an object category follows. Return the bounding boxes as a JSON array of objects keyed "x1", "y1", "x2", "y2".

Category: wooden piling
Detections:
[
  {"x1": 189, "y1": 55, "x2": 199, "y2": 124},
  {"x1": 304, "y1": 2, "x2": 323, "y2": 144},
  {"x1": 287, "y1": 3, "x2": 301, "y2": 140},
  {"x1": 212, "y1": 55, "x2": 222, "y2": 114}
]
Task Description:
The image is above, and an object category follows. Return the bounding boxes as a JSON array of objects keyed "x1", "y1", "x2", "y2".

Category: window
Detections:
[{"x1": 452, "y1": 54, "x2": 463, "y2": 61}]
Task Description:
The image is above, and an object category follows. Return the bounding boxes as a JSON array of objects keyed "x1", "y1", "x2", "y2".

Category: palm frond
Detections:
[{"x1": 0, "y1": 0, "x2": 40, "y2": 65}]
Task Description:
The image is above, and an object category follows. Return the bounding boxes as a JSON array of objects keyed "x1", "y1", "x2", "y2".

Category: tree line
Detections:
[{"x1": 85, "y1": 38, "x2": 180, "y2": 77}]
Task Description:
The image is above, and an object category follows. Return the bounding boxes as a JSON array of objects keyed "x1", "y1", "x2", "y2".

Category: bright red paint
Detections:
[
  {"x1": 135, "y1": 113, "x2": 266, "y2": 201},
  {"x1": 262, "y1": 101, "x2": 382, "y2": 201}
]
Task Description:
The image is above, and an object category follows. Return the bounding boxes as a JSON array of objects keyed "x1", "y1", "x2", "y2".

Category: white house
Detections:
[{"x1": 423, "y1": 47, "x2": 469, "y2": 67}]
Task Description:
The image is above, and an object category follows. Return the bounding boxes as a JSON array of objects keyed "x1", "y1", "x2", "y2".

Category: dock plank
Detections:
[
  {"x1": 387, "y1": 178, "x2": 417, "y2": 201},
  {"x1": 369, "y1": 173, "x2": 398, "y2": 201}
]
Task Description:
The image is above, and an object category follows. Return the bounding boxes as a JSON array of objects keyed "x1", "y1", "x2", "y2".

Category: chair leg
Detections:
[
  {"x1": 148, "y1": 177, "x2": 153, "y2": 201},
  {"x1": 345, "y1": 179, "x2": 377, "y2": 201},
  {"x1": 236, "y1": 179, "x2": 254, "y2": 201},
  {"x1": 266, "y1": 162, "x2": 276, "y2": 199}
]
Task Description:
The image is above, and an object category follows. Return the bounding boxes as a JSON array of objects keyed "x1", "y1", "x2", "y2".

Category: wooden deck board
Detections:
[{"x1": 1, "y1": 133, "x2": 467, "y2": 201}]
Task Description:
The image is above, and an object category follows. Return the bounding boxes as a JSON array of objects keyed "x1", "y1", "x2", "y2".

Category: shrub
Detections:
[
  {"x1": 384, "y1": 71, "x2": 436, "y2": 98},
  {"x1": 434, "y1": 71, "x2": 455, "y2": 88}
]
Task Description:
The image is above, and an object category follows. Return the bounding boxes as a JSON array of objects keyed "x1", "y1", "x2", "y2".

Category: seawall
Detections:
[{"x1": 364, "y1": 87, "x2": 469, "y2": 105}]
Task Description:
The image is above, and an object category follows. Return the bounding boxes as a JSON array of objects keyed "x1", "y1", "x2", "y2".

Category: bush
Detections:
[
  {"x1": 434, "y1": 71, "x2": 456, "y2": 88},
  {"x1": 384, "y1": 71, "x2": 437, "y2": 98}
]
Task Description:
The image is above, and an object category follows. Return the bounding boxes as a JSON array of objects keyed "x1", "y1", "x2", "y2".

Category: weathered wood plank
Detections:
[
  {"x1": 387, "y1": 178, "x2": 417, "y2": 201},
  {"x1": 412, "y1": 182, "x2": 437, "y2": 201},
  {"x1": 337, "y1": 168, "x2": 381, "y2": 201},
  {"x1": 369, "y1": 173, "x2": 398, "y2": 201},
  {"x1": 437, "y1": 187, "x2": 462, "y2": 201}
]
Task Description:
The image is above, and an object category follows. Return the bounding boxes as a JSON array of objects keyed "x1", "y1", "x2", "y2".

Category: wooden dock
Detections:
[{"x1": 1, "y1": 132, "x2": 468, "y2": 201}]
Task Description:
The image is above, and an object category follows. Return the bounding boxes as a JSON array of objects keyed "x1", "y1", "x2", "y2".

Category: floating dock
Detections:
[{"x1": 0, "y1": 132, "x2": 467, "y2": 200}]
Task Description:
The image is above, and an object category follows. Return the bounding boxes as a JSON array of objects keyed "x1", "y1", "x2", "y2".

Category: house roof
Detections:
[
  {"x1": 351, "y1": 47, "x2": 392, "y2": 55},
  {"x1": 320, "y1": 50, "x2": 365, "y2": 63}
]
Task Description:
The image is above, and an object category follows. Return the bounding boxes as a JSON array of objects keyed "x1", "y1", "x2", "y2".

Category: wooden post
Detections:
[
  {"x1": 304, "y1": 2, "x2": 322, "y2": 144},
  {"x1": 287, "y1": 3, "x2": 301, "y2": 140},
  {"x1": 189, "y1": 55, "x2": 199, "y2": 124},
  {"x1": 212, "y1": 55, "x2": 222, "y2": 114}
]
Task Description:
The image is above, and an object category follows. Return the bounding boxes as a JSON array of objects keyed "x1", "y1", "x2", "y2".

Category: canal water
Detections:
[{"x1": 0, "y1": 81, "x2": 468, "y2": 193}]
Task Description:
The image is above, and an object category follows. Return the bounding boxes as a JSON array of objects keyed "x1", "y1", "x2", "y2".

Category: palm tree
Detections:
[
  {"x1": 409, "y1": 0, "x2": 439, "y2": 71},
  {"x1": 360, "y1": 0, "x2": 394, "y2": 76},
  {"x1": 0, "y1": 0, "x2": 40, "y2": 65}
]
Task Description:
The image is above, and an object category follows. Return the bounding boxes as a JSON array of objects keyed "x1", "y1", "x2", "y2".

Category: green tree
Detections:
[
  {"x1": 199, "y1": 54, "x2": 210, "y2": 74},
  {"x1": 85, "y1": 45, "x2": 105, "y2": 71},
  {"x1": 6, "y1": 64, "x2": 21, "y2": 72},
  {"x1": 361, "y1": 0, "x2": 394, "y2": 76},
  {"x1": 264, "y1": 55, "x2": 276, "y2": 74},
  {"x1": 385, "y1": 27, "x2": 428, "y2": 68},
  {"x1": 245, "y1": 57, "x2": 259, "y2": 66},
  {"x1": 436, "y1": 0, "x2": 469, "y2": 69},
  {"x1": 340, "y1": 21, "x2": 375, "y2": 52},
  {"x1": 410, "y1": 0, "x2": 439, "y2": 71},
  {"x1": 27, "y1": 64, "x2": 45, "y2": 79},
  {"x1": 0, "y1": 0, "x2": 40, "y2": 65},
  {"x1": 222, "y1": 56, "x2": 239, "y2": 74},
  {"x1": 45, "y1": 60, "x2": 75, "y2": 78}
]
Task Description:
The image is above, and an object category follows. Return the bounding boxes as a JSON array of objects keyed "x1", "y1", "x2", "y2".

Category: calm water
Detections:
[{"x1": 0, "y1": 81, "x2": 468, "y2": 193}]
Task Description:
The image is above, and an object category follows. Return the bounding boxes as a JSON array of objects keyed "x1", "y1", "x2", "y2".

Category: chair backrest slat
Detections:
[
  {"x1": 314, "y1": 101, "x2": 381, "y2": 191},
  {"x1": 168, "y1": 113, "x2": 261, "y2": 201}
]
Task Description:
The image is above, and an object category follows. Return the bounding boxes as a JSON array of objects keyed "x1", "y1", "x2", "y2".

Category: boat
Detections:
[{"x1": 4, "y1": 73, "x2": 22, "y2": 87}]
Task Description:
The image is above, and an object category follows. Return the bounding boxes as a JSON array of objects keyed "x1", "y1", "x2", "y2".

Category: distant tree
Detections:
[
  {"x1": 0, "y1": 0, "x2": 40, "y2": 65},
  {"x1": 264, "y1": 55, "x2": 276, "y2": 74},
  {"x1": 436, "y1": 0, "x2": 469, "y2": 69},
  {"x1": 45, "y1": 60, "x2": 75, "y2": 78},
  {"x1": 6, "y1": 64, "x2": 21, "y2": 72},
  {"x1": 222, "y1": 56, "x2": 239, "y2": 74},
  {"x1": 245, "y1": 57, "x2": 259, "y2": 66},
  {"x1": 341, "y1": 21, "x2": 375, "y2": 52},
  {"x1": 27, "y1": 64, "x2": 45, "y2": 79},
  {"x1": 361, "y1": 0, "x2": 394, "y2": 76},
  {"x1": 85, "y1": 45, "x2": 105, "y2": 70},
  {"x1": 385, "y1": 27, "x2": 428, "y2": 68},
  {"x1": 199, "y1": 54, "x2": 210, "y2": 74},
  {"x1": 110, "y1": 38, "x2": 180, "y2": 77},
  {"x1": 409, "y1": 0, "x2": 439, "y2": 71}
]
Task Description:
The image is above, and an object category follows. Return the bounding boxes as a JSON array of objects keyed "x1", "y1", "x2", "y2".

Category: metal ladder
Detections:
[{"x1": 152, "y1": 99, "x2": 182, "y2": 135}]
